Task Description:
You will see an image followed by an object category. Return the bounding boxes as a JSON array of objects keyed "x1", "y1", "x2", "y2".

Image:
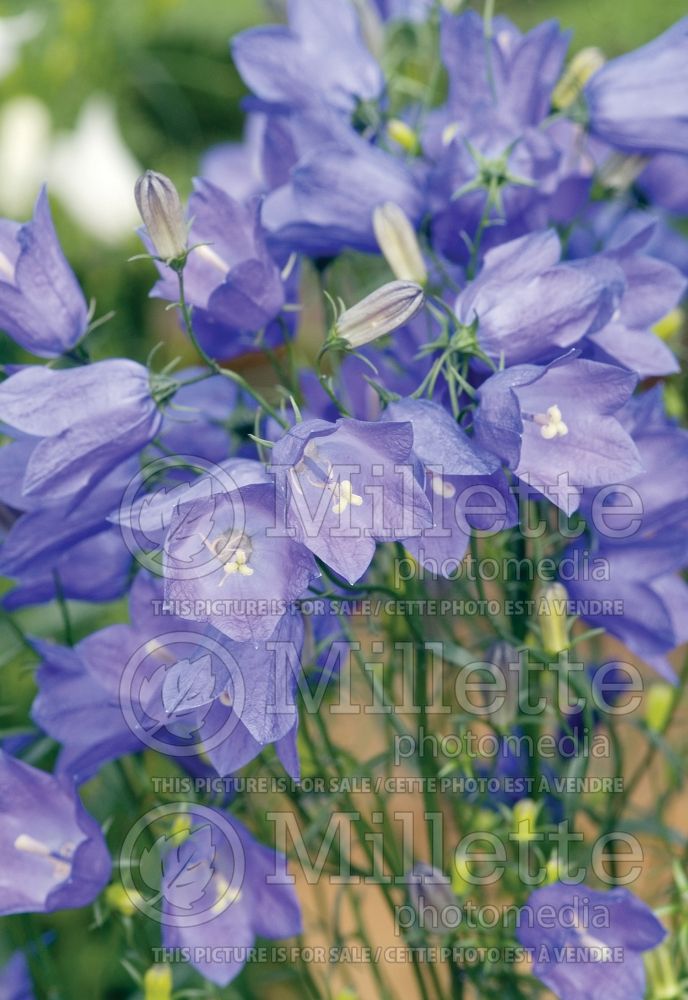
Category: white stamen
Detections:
[
  {"x1": 442, "y1": 122, "x2": 461, "y2": 146},
  {"x1": 14, "y1": 833, "x2": 51, "y2": 857},
  {"x1": 0, "y1": 251, "x2": 15, "y2": 281},
  {"x1": 331, "y1": 479, "x2": 364, "y2": 515},
  {"x1": 204, "y1": 532, "x2": 255, "y2": 585},
  {"x1": 431, "y1": 476, "x2": 456, "y2": 499},
  {"x1": 210, "y1": 874, "x2": 242, "y2": 915},
  {"x1": 194, "y1": 243, "x2": 230, "y2": 275},
  {"x1": 533, "y1": 404, "x2": 568, "y2": 440}
]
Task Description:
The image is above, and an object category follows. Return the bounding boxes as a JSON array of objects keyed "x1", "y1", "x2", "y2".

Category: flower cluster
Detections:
[{"x1": 1, "y1": 3, "x2": 687, "y2": 999}]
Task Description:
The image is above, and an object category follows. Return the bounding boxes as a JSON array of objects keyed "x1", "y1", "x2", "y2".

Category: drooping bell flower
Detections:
[
  {"x1": 271, "y1": 416, "x2": 432, "y2": 584},
  {"x1": 585, "y1": 18, "x2": 688, "y2": 155},
  {"x1": 382, "y1": 398, "x2": 516, "y2": 575},
  {"x1": 161, "y1": 809, "x2": 301, "y2": 986},
  {"x1": 232, "y1": 0, "x2": 383, "y2": 116},
  {"x1": 147, "y1": 180, "x2": 289, "y2": 360},
  {"x1": 0, "y1": 751, "x2": 111, "y2": 914},
  {"x1": 474, "y1": 355, "x2": 643, "y2": 514},
  {"x1": 163, "y1": 479, "x2": 317, "y2": 642},
  {"x1": 0, "y1": 187, "x2": 89, "y2": 357},
  {"x1": 517, "y1": 883, "x2": 666, "y2": 1000},
  {"x1": 455, "y1": 230, "x2": 625, "y2": 367},
  {"x1": 0, "y1": 360, "x2": 162, "y2": 502}
]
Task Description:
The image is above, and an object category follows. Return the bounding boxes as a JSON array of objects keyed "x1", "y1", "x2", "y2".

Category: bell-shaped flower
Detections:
[
  {"x1": 161, "y1": 809, "x2": 301, "y2": 986},
  {"x1": 271, "y1": 416, "x2": 433, "y2": 584},
  {"x1": 456, "y1": 230, "x2": 625, "y2": 367},
  {"x1": 585, "y1": 18, "x2": 688, "y2": 155},
  {"x1": 0, "y1": 187, "x2": 88, "y2": 358},
  {"x1": 0, "y1": 751, "x2": 111, "y2": 914},
  {"x1": 232, "y1": 0, "x2": 382, "y2": 116},
  {"x1": 148, "y1": 180, "x2": 289, "y2": 360},
  {"x1": 517, "y1": 883, "x2": 665, "y2": 1000},
  {"x1": 382, "y1": 398, "x2": 517, "y2": 575},
  {"x1": 474, "y1": 356, "x2": 643, "y2": 514},
  {"x1": 0, "y1": 360, "x2": 162, "y2": 502}
]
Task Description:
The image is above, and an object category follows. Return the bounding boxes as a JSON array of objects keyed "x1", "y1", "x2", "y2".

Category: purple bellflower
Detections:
[
  {"x1": 148, "y1": 180, "x2": 290, "y2": 360},
  {"x1": 231, "y1": 0, "x2": 383, "y2": 116},
  {"x1": 163, "y1": 480, "x2": 317, "y2": 642},
  {"x1": 566, "y1": 389, "x2": 688, "y2": 681},
  {"x1": 474, "y1": 356, "x2": 643, "y2": 514},
  {"x1": 585, "y1": 18, "x2": 688, "y2": 155},
  {"x1": 583, "y1": 228, "x2": 686, "y2": 377},
  {"x1": 31, "y1": 572, "x2": 304, "y2": 782},
  {"x1": 161, "y1": 809, "x2": 301, "y2": 986},
  {"x1": 382, "y1": 398, "x2": 517, "y2": 575},
  {"x1": 271, "y1": 416, "x2": 433, "y2": 584},
  {"x1": 0, "y1": 953, "x2": 34, "y2": 1000},
  {"x1": 0, "y1": 751, "x2": 111, "y2": 914},
  {"x1": 455, "y1": 230, "x2": 625, "y2": 366},
  {"x1": 427, "y1": 12, "x2": 587, "y2": 264},
  {"x1": 262, "y1": 118, "x2": 426, "y2": 257},
  {"x1": 0, "y1": 187, "x2": 89, "y2": 358},
  {"x1": 0, "y1": 360, "x2": 161, "y2": 502},
  {"x1": 517, "y1": 883, "x2": 666, "y2": 1000}
]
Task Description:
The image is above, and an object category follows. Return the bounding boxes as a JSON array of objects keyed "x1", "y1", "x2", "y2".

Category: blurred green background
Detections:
[{"x1": 0, "y1": 0, "x2": 686, "y2": 996}]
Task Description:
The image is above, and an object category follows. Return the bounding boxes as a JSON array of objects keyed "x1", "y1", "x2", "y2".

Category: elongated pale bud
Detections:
[
  {"x1": 143, "y1": 964, "x2": 173, "y2": 1000},
  {"x1": 104, "y1": 882, "x2": 141, "y2": 916},
  {"x1": 645, "y1": 683, "x2": 675, "y2": 734},
  {"x1": 484, "y1": 641, "x2": 520, "y2": 728},
  {"x1": 135, "y1": 170, "x2": 187, "y2": 263},
  {"x1": 598, "y1": 152, "x2": 648, "y2": 191},
  {"x1": 407, "y1": 863, "x2": 457, "y2": 935},
  {"x1": 336, "y1": 280, "x2": 425, "y2": 349},
  {"x1": 386, "y1": 118, "x2": 419, "y2": 154},
  {"x1": 552, "y1": 47, "x2": 606, "y2": 109},
  {"x1": 373, "y1": 203, "x2": 427, "y2": 285},
  {"x1": 653, "y1": 307, "x2": 684, "y2": 342},
  {"x1": 537, "y1": 583, "x2": 569, "y2": 655},
  {"x1": 512, "y1": 799, "x2": 540, "y2": 843}
]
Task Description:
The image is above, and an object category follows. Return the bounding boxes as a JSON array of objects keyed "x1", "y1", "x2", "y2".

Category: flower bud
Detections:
[
  {"x1": 104, "y1": 882, "x2": 140, "y2": 916},
  {"x1": 645, "y1": 683, "x2": 675, "y2": 734},
  {"x1": 482, "y1": 641, "x2": 520, "y2": 728},
  {"x1": 512, "y1": 799, "x2": 540, "y2": 843},
  {"x1": 654, "y1": 307, "x2": 684, "y2": 341},
  {"x1": 598, "y1": 152, "x2": 647, "y2": 191},
  {"x1": 552, "y1": 47, "x2": 606, "y2": 109},
  {"x1": 407, "y1": 863, "x2": 457, "y2": 935},
  {"x1": 143, "y1": 964, "x2": 173, "y2": 1000},
  {"x1": 537, "y1": 583, "x2": 569, "y2": 656},
  {"x1": 645, "y1": 942, "x2": 681, "y2": 1000},
  {"x1": 134, "y1": 170, "x2": 187, "y2": 263},
  {"x1": 373, "y1": 203, "x2": 427, "y2": 285},
  {"x1": 336, "y1": 280, "x2": 425, "y2": 349},
  {"x1": 386, "y1": 118, "x2": 420, "y2": 154}
]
